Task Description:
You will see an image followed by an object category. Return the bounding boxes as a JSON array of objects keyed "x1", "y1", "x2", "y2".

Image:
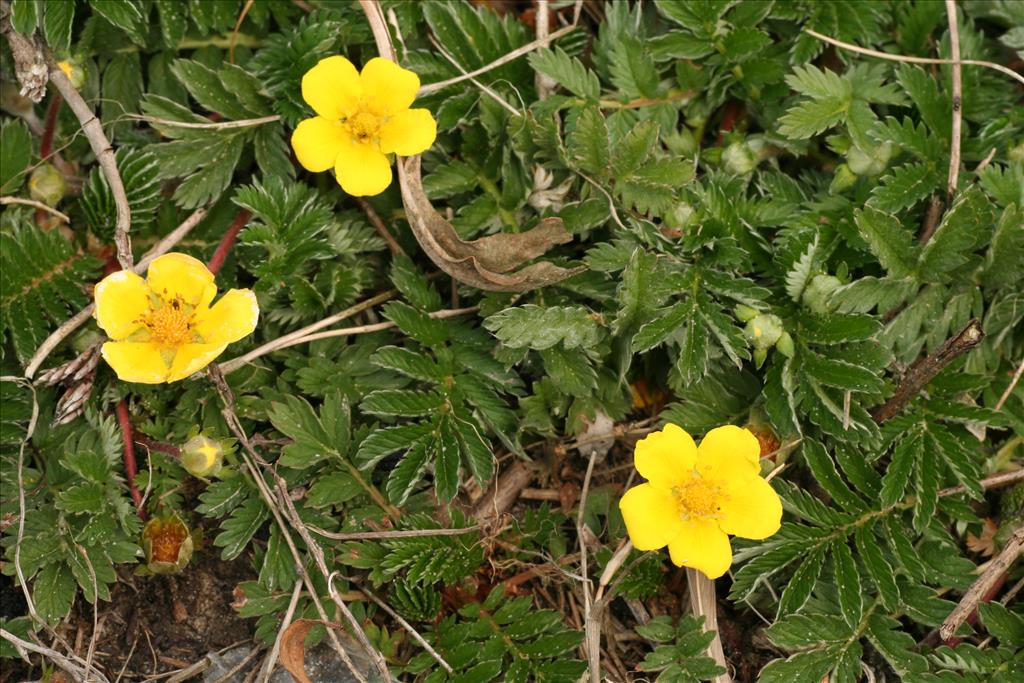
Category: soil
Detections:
[{"x1": 63, "y1": 549, "x2": 256, "y2": 679}]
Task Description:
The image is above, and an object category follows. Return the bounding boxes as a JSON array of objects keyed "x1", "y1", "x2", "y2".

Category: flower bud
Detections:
[
  {"x1": 56, "y1": 60, "x2": 87, "y2": 89},
  {"x1": 775, "y1": 331, "x2": 794, "y2": 358},
  {"x1": 722, "y1": 140, "x2": 758, "y2": 175},
  {"x1": 802, "y1": 274, "x2": 842, "y2": 315},
  {"x1": 847, "y1": 142, "x2": 892, "y2": 177},
  {"x1": 830, "y1": 163, "x2": 858, "y2": 193},
  {"x1": 180, "y1": 435, "x2": 224, "y2": 479},
  {"x1": 142, "y1": 515, "x2": 193, "y2": 574},
  {"x1": 743, "y1": 313, "x2": 784, "y2": 349},
  {"x1": 29, "y1": 163, "x2": 66, "y2": 207},
  {"x1": 734, "y1": 304, "x2": 759, "y2": 322}
]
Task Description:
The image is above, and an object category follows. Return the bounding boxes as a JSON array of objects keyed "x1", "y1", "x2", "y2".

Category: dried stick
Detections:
[
  {"x1": 687, "y1": 569, "x2": 732, "y2": 683},
  {"x1": 804, "y1": 28, "x2": 1024, "y2": 87},
  {"x1": 995, "y1": 358, "x2": 1024, "y2": 411},
  {"x1": 355, "y1": 197, "x2": 406, "y2": 257},
  {"x1": 939, "y1": 469, "x2": 1024, "y2": 497},
  {"x1": 945, "y1": 0, "x2": 962, "y2": 199},
  {"x1": 0, "y1": 629, "x2": 110, "y2": 683},
  {"x1": 258, "y1": 578, "x2": 303, "y2": 683},
  {"x1": 338, "y1": 574, "x2": 452, "y2": 673},
  {"x1": 471, "y1": 459, "x2": 535, "y2": 523},
  {"x1": 221, "y1": 306, "x2": 477, "y2": 373},
  {"x1": 940, "y1": 526, "x2": 1024, "y2": 640},
  {"x1": 0, "y1": 196, "x2": 70, "y2": 222},
  {"x1": 207, "y1": 368, "x2": 387, "y2": 683},
  {"x1": 24, "y1": 207, "x2": 209, "y2": 378},
  {"x1": 207, "y1": 209, "x2": 252, "y2": 275},
  {"x1": 578, "y1": 449, "x2": 599, "y2": 680},
  {"x1": 306, "y1": 525, "x2": 478, "y2": 541},
  {"x1": 48, "y1": 65, "x2": 132, "y2": 269},
  {"x1": 217, "y1": 289, "x2": 397, "y2": 374},
  {"x1": 419, "y1": 23, "x2": 577, "y2": 95},
  {"x1": 131, "y1": 113, "x2": 281, "y2": 130},
  {"x1": 208, "y1": 368, "x2": 371, "y2": 683},
  {"x1": 871, "y1": 319, "x2": 984, "y2": 423}
]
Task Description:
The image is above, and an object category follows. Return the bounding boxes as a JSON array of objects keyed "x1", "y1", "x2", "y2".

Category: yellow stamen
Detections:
[
  {"x1": 347, "y1": 110, "x2": 380, "y2": 142},
  {"x1": 147, "y1": 300, "x2": 192, "y2": 347},
  {"x1": 674, "y1": 475, "x2": 726, "y2": 521}
]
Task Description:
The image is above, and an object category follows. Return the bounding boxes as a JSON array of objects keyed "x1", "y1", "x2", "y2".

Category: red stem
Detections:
[
  {"x1": 207, "y1": 209, "x2": 252, "y2": 275},
  {"x1": 40, "y1": 92, "x2": 62, "y2": 160},
  {"x1": 133, "y1": 434, "x2": 181, "y2": 458},
  {"x1": 115, "y1": 400, "x2": 146, "y2": 519}
]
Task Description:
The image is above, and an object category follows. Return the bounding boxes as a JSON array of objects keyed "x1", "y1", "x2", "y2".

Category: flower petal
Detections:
[
  {"x1": 333, "y1": 140, "x2": 392, "y2": 196},
  {"x1": 619, "y1": 483, "x2": 685, "y2": 551},
  {"x1": 634, "y1": 423, "x2": 698, "y2": 489},
  {"x1": 719, "y1": 476, "x2": 782, "y2": 540},
  {"x1": 378, "y1": 108, "x2": 437, "y2": 156},
  {"x1": 302, "y1": 56, "x2": 361, "y2": 120},
  {"x1": 292, "y1": 117, "x2": 347, "y2": 172},
  {"x1": 166, "y1": 343, "x2": 227, "y2": 383},
  {"x1": 101, "y1": 342, "x2": 169, "y2": 384},
  {"x1": 94, "y1": 270, "x2": 150, "y2": 341},
  {"x1": 146, "y1": 253, "x2": 217, "y2": 308},
  {"x1": 360, "y1": 57, "x2": 419, "y2": 117},
  {"x1": 696, "y1": 425, "x2": 761, "y2": 481},
  {"x1": 667, "y1": 520, "x2": 733, "y2": 579},
  {"x1": 193, "y1": 289, "x2": 259, "y2": 345}
]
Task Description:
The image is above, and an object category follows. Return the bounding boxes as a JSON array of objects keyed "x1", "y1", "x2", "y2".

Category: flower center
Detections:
[
  {"x1": 346, "y1": 110, "x2": 380, "y2": 142},
  {"x1": 673, "y1": 475, "x2": 725, "y2": 521},
  {"x1": 146, "y1": 299, "x2": 193, "y2": 347}
]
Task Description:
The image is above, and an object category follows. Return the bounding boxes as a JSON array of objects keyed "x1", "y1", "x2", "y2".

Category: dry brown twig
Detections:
[
  {"x1": 688, "y1": 568, "x2": 732, "y2": 683},
  {"x1": 945, "y1": 0, "x2": 963, "y2": 200},
  {"x1": 207, "y1": 367, "x2": 373, "y2": 683},
  {"x1": 577, "y1": 448, "x2": 599, "y2": 679},
  {"x1": 940, "y1": 526, "x2": 1024, "y2": 640},
  {"x1": 258, "y1": 579, "x2": 303, "y2": 683},
  {"x1": 804, "y1": 28, "x2": 1024, "y2": 87},
  {"x1": 25, "y1": 207, "x2": 209, "y2": 379},
  {"x1": 0, "y1": 195, "x2": 71, "y2": 221},
  {"x1": 872, "y1": 319, "x2": 984, "y2": 423},
  {"x1": 355, "y1": 197, "x2": 406, "y2": 257}
]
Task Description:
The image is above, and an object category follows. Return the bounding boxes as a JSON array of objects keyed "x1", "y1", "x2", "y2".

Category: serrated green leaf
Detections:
[
  {"x1": 528, "y1": 47, "x2": 600, "y2": 100},
  {"x1": 855, "y1": 206, "x2": 918, "y2": 278},
  {"x1": 43, "y1": 0, "x2": 75, "y2": 52}
]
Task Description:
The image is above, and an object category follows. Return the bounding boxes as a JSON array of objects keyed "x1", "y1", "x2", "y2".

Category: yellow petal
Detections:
[
  {"x1": 146, "y1": 253, "x2": 217, "y2": 308},
  {"x1": 619, "y1": 483, "x2": 685, "y2": 551},
  {"x1": 302, "y1": 55, "x2": 361, "y2": 120},
  {"x1": 719, "y1": 476, "x2": 782, "y2": 540},
  {"x1": 667, "y1": 520, "x2": 733, "y2": 579},
  {"x1": 101, "y1": 341, "x2": 169, "y2": 384},
  {"x1": 378, "y1": 108, "x2": 437, "y2": 156},
  {"x1": 94, "y1": 270, "x2": 150, "y2": 341},
  {"x1": 634, "y1": 423, "x2": 697, "y2": 489},
  {"x1": 292, "y1": 117, "x2": 347, "y2": 172},
  {"x1": 166, "y1": 343, "x2": 228, "y2": 382},
  {"x1": 193, "y1": 289, "x2": 259, "y2": 345},
  {"x1": 360, "y1": 57, "x2": 419, "y2": 117},
  {"x1": 334, "y1": 140, "x2": 392, "y2": 196},
  {"x1": 695, "y1": 425, "x2": 761, "y2": 481}
]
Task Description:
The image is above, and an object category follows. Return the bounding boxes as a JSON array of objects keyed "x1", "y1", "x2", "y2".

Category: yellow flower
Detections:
[
  {"x1": 93, "y1": 253, "x2": 259, "y2": 384},
  {"x1": 619, "y1": 424, "x2": 782, "y2": 579},
  {"x1": 291, "y1": 56, "x2": 437, "y2": 197}
]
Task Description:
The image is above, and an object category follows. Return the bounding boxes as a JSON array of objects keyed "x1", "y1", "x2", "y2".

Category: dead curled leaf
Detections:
[
  {"x1": 398, "y1": 156, "x2": 585, "y2": 292},
  {"x1": 280, "y1": 619, "x2": 317, "y2": 683}
]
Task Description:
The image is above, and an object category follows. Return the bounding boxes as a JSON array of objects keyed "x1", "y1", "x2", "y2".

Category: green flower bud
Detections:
[
  {"x1": 722, "y1": 140, "x2": 758, "y2": 175},
  {"x1": 665, "y1": 202, "x2": 696, "y2": 230},
  {"x1": 847, "y1": 142, "x2": 892, "y2": 177},
  {"x1": 141, "y1": 515, "x2": 193, "y2": 574},
  {"x1": 744, "y1": 313, "x2": 784, "y2": 349},
  {"x1": 830, "y1": 163, "x2": 858, "y2": 193},
  {"x1": 180, "y1": 435, "x2": 224, "y2": 479},
  {"x1": 56, "y1": 60, "x2": 87, "y2": 89},
  {"x1": 28, "y1": 163, "x2": 66, "y2": 207},
  {"x1": 753, "y1": 347, "x2": 768, "y2": 368},
  {"x1": 776, "y1": 331, "x2": 795, "y2": 358},
  {"x1": 735, "y1": 304, "x2": 759, "y2": 322},
  {"x1": 802, "y1": 274, "x2": 842, "y2": 315}
]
